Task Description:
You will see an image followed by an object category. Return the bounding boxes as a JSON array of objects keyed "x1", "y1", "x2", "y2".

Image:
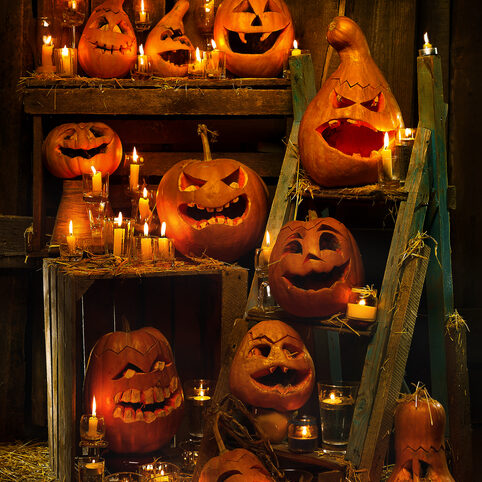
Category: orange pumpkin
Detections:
[
  {"x1": 42, "y1": 122, "x2": 122, "y2": 178},
  {"x1": 230, "y1": 320, "x2": 315, "y2": 412},
  {"x1": 213, "y1": 0, "x2": 294, "y2": 77},
  {"x1": 145, "y1": 0, "x2": 194, "y2": 77},
  {"x1": 78, "y1": 0, "x2": 136, "y2": 78},
  {"x1": 156, "y1": 125, "x2": 268, "y2": 262},
  {"x1": 268, "y1": 217, "x2": 364, "y2": 318},
  {"x1": 299, "y1": 16, "x2": 404, "y2": 187},
  {"x1": 83, "y1": 326, "x2": 184, "y2": 454}
]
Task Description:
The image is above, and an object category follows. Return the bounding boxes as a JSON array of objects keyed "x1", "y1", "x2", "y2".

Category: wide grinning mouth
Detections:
[
  {"x1": 226, "y1": 27, "x2": 286, "y2": 54},
  {"x1": 283, "y1": 260, "x2": 350, "y2": 291},
  {"x1": 317, "y1": 119, "x2": 386, "y2": 158},
  {"x1": 251, "y1": 365, "x2": 309, "y2": 391},
  {"x1": 59, "y1": 143, "x2": 108, "y2": 159},
  {"x1": 159, "y1": 49, "x2": 190, "y2": 66},
  {"x1": 179, "y1": 194, "x2": 248, "y2": 230},
  {"x1": 89, "y1": 41, "x2": 131, "y2": 54}
]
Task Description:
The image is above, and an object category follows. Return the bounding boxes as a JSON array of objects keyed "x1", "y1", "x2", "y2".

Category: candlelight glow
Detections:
[
  {"x1": 139, "y1": 44, "x2": 144, "y2": 55},
  {"x1": 144, "y1": 222, "x2": 149, "y2": 236},
  {"x1": 62, "y1": 45, "x2": 69, "y2": 57},
  {"x1": 195, "y1": 47, "x2": 201, "y2": 62},
  {"x1": 43, "y1": 35, "x2": 52, "y2": 46},
  {"x1": 142, "y1": 187, "x2": 148, "y2": 199},
  {"x1": 42, "y1": 19, "x2": 49, "y2": 27},
  {"x1": 161, "y1": 221, "x2": 167, "y2": 237},
  {"x1": 92, "y1": 396, "x2": 96, "y2": 416},
  {"x1": 132, "y1": 147, "x2": 138, "y2": 163},
  {"x1": 424, "y1": 32, "x2": 429, "y2": 45},
  {"x1": 359, "y1": 298, "x2": 366, "y2": 306},
  {"x1": 330, "y1": 392, "x2": 336, "y2": 402},
  {"x1": 211, "y1": 39, "x2": 217, "y2": 49},
  {"x1": 115, "y1": 211, "x2": 123, "y2": 227},
  {"x1": 161, "y1": 469, "x2": 165, "y2": 476},
  {"x1": 383, "y1": 132, "x2": 389, "y2": 149},
  {"x1": 141, "y1": 0, "x2": 145, "y2": 12},
  {"x1": 69, "y1": 0, "x2": 77, "y2": 10},
  {"x1": 91, "y1": 165, "x2": 97, "y2": 175},
  {"x1": 293, "y1": 40, "x2": 298, "y2": 49},
  {"x1": 265, "y1": 230, "x2": 271, "y2": 247},
  {"x1": 69, "y1": 220, "x2": 73, "y2": 236},
  {"x1": 301, "y1": 425, "x2": 308, "y2": 437}
]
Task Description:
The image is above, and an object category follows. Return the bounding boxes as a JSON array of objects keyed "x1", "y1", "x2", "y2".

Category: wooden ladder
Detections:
[{"x1": 195, "y1": 53, "x2": 472, "y2": 481}]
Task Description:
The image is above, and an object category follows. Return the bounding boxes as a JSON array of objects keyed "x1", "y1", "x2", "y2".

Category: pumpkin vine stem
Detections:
[
  {"x1": 213, "y1": 411, "x2": 227, "y2": 454},
  {"x1": 197, "y1": 124, "x2": 218, "y2": 162}
]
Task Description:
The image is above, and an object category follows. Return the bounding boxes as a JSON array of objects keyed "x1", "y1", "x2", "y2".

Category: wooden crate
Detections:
[{"x1": 43, "y1": 259, "x2": 247, "y2": 481}]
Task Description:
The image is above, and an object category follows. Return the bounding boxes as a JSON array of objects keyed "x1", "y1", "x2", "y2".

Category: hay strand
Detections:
[
  {"x1": 398, "y1": 231, "x2": 437, "y2": 268},
  {"x1": 445, "y1": 309, "x2": 470, "y2": 347}
]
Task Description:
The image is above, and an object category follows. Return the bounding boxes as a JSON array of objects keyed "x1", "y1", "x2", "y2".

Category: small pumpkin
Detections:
[
  {"x1": 78, "y1": 0, "x2": 137, "y2": 78},
  {"x1": 83, "y1": 326, "x2": 184, "y2": 454},
  {"x1": 230, "y1": 320, "x2": 315, "y2": 412},
  {"x1": 268, "y1": 217, "x2": 364, "y2": 318},
  {"x1": 388, "y1": 387, "x2": 455, "y2": 482},
  {"x1": 156, "y1": 125, "x2": 268, "y2": 262},
  {"x1": 42, "y1": 122, "x2": 122, "y2": 178},
  {"x1": 213, "y1": 0, "x2": 294, "y2": 78},
  {"x1": 299, "y1": 16, "x2": 404, "y2": 187},
  {"x1": 145, "y1": 0, "x2": 194, "y2": 77}
]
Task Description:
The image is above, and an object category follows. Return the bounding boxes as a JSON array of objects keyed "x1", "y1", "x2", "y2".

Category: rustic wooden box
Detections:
[{"x1": 43, "y1": 259, "x2": 247, "y2": 480}]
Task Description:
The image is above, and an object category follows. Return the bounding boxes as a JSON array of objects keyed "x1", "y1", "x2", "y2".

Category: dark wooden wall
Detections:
[{"x1": 1, "y1": 0, "x2": 481, "y2": 464}]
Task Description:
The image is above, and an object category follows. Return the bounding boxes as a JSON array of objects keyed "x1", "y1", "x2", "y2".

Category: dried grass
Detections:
[
  {"x1": 398, "y1": 231, "x2": 436, "y2": 268},
  {"x1": 445, "y1": 309, "x2": 470, "y2": 347}
]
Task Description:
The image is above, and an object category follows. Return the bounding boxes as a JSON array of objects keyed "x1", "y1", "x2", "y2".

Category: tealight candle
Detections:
[
  {"x1": 288, "y1": 415, "x2": 318, "y2": 453},
  {"x1": 66, "y1": 220, "x2": 76, "y2": 253},
  {"x1": 419, "y1": 32, "x2": 438, "y2": 56},
  {"x1": 291, "y1": 39, "x2": 301, "y2": 56}
]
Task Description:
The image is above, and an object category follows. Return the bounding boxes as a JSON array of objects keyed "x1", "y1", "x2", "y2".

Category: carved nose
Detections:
[
  {"x1": 305, "y1": 252, "x2": 321, "y2": 262},
  {"x1": 251, "y1": 15, "x2": 262, "y2": 26}
]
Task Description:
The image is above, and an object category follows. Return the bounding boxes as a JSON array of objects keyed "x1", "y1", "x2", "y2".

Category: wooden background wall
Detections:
[{"x1": 0, "y1": 0, "x2": 480, "y2": 462}]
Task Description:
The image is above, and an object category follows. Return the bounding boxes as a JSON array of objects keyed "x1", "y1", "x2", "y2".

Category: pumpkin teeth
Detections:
[
  {"x1": 238, "y1": 32, "x2": 247, "y2": 44},
  {"x1": 251, "y1": 365, "x2": 309, "y2": 390},
  {"x1": 159, "y1": 49, "x2": 191, "y2": 66}
]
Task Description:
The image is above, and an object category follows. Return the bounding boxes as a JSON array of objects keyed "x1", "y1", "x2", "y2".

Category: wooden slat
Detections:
[
  {"x1": 289, "y1": 54, "x2": 317, "y2": 122},
  {"x1": 345, "y1": 128, "x2": 431, "y2": 465},
  {"x1": 23, "y1": 88, "x2": 293, "y2": 116},
  {"x1": 362, "y1": 245, "x2": 431, "y2": 480},
  {"x1": 32, "y1": 116, "x2": 44, "y2": 251},
  {"x1": 274, "y1": 445, "x2": 348, "y2": 471},
  {"x1": 304, "y1": 184, "x2": 407, "y2": 202}
]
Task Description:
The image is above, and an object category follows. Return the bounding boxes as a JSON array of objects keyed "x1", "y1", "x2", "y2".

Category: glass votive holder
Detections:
[
  {"x1": 179, "y1": 439, "x2": 200, "y2": 473},
  {"x1": 134, "y1": 9, "x2": 152, "y2": 32},
  {"x1": 82, "y1": 169, "x2": 109, "y2": 202},
  {"x1": 204, "y1": 49, "x2": 226, "y2": 79},
  {"x1": 79, "y1": 414, "x2": 105, "y2": 441},
  {"x1": 184, "y1": 379, "x2": 214, "y2": 439},
  {"x1": 105, "y1": 473, "x2": 142, "y2": 482},
  {"x1": 346, "y1": 286, "x2": 378, "y2": 323},
  {"x1": 105, "y1": 215, "x2": 133, "y2": 257},
  {"x1": 288, "y1": 415, "x2": 318, "y2": 453},
  {"x1": 132, "y1": 52, "x2": 153, "y2": 79},
  {"x1": 59, "y1": 240, "x2": 83, "y2": 260},
  {"x1": 77, "y1": 456, "x2": 104, "y2": 482},
  {"x1": 318, "y1": 382, "x2": 359, "y2": 454},
  {"x1": 188, "y1": 48, "x2": 205, "y2": 78},
  {"x1": 377, "y1": 149, "x2": 400, "y2": 189},
  {"x1": 254, "y1": 245, "x2": 272, "y2": 279},
  {"x1": 257, "y1": 281, "x2": 278, "y2": 313},
  {"x1": 156, "y1": 236, "x2": 175, "y2": 263},
  {"x1": 132, "y1": 235, "x2": 159, "y2": 263},
  {"x1": 54, "y1": 46, "x2": 77, "y2": 77},
  {"x1": 127, "y1": 151, "x2": 144, "y2": 194},
  {"x1": 136, "y1": 187, "x2": 156, "y2": 224},
  {"x1": 395, "y1": 128, "x2": 416, "y2": 183},
  {"x1": 139, "y1": 461, "x2": 181, "y2": 481}
]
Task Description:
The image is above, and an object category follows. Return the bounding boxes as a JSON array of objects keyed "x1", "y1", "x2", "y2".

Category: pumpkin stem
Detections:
[
  {"x1": 197, "y1": 124, "x2": 218, "y2": 162},
  {"x1": 308, "y1": 209, "x2": 318, "y2": 221},
  {"x1": 213, "y1": 411, "x2": 227, "y2": 454}
]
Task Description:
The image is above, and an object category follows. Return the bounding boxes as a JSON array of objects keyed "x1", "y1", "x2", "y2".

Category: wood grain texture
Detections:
[{"x1": 32, "y1": 116, "x2": 45, "y2": 251}]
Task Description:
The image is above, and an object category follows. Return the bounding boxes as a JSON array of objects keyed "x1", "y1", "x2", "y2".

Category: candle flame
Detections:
[
  {"x1": 144, "y1": 222, "x2": 149, "y2": 236},
  {"x1": 91, "y1": 165, "x2": 97, "y2": 175},
  {"x1": 330, "y1": 392, "x2": 336, "y2": 401},
  {"x1": 139, "y1": 44, "x2": 144, "y2": 55},
  {"x1": 42, "y1": 19, "x2": 49, "y2": 27},
  {"x1": 359, "y1": 298, "x2": 366, "y2": 306},
  {"x1": 92, "y1": 396, "x2": 96, "y2": 416},
  {"x1": 199, "y1": 388, "x2": 205, "y2": 397},
  {"x1": 301, "y1": 426, "x2": 308, "y2": 437},
  {"x1": 69, "y1": 220, "x2": 73, "y2": 236},
  {"x1": 293, "y1": 40, "x2": 298, "y2": 49},
  {"x1": 161, "y1": 221, "x2": 167, "y2": 237},
  {"x1": 132, "y1": 147, "x2": 138, "y2": 163},
  {"x1": 141, "y1": 0, "x2": 145, "y2": 12},
  {"x1": 62, "y1": 45, "x2": 69, "y2": 57},
  {"x1": 143, "y1": 187, "x2": 148, "y2": 198},
  {"x1": 195, "y1": 47, "x2": 201, "y2": 62},
  {"x1": 161, "y1": 469, "x2": 165, "y2": 475},
  {"x1": 265, "y1": 231, "x2": 270, "y2": 247},
  {"x1": 115, "y1": 211, "x2": 123, "y2": 227},
  {"x1": 43, "y1": 35, "x2": 52, "y2": 46},
  {"x1": 405, "y1": 128, "x2": 413, "y2": 137},
  {"x1": 383, "y1": 132, "x2": 389, "y2": 149},
  {"x1": 424, "y1": 32, "x2": 429, "y2": 45},
  {"x1": 71, "y1": 0, "x2": 77, "y2": 10},
  {"x1": 211, "y1": 39, "x2": 217, "y2": 49}
]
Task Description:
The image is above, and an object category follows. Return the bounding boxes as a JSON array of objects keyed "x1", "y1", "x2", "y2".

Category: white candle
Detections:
[
  {"x1": 139, "y1": 0, "x2": 147, "y2": 22},
  {"x1": 61, "y1": 45, "x2": 73, "y2": 76},
  {"x1": 113, "y1": 212, "x2": 125, "y2": 257},
  {"x1": 91, "y1": 166, "x2": 102, "y2": 194},
  {"x1": 189, "y1": 47, "x2": 205, "y2": 77},
  {"x1": 130, "y1": 147, "x2": 140, "y2": 192},
  {"x1": 141, "y1": 222, "x2": 152, "y2": 260},
  {"x1": 322, "y1": 392, "x2": 343, "y2": 405},
  {"x1": 42, "y1": 36, "x2": 54, "y2": 66},
  {"x1": 66, "y1": 220, "x2": 76, "y2": 253},
  {"x1": 258, "y1": 231, "x2": 272, "y2": 268},
  {"x1": 291, "y1": 39, "x2": 301, "y2": 56},
  {"x1": 138, "y1": 44, "x2": 148, "y2": 73},
  {"x1": 87, "y1": 396, "x2": 98, "y2": 438},
  {"x1": 381, "y1": 132, "x2": 392, "y2": 179},
  {"x1": 158, "y1": 221, "x2": 172, "y2": 260},
  {"x1": 138, "y1": 187, "x2": 150, "y2": 220}
]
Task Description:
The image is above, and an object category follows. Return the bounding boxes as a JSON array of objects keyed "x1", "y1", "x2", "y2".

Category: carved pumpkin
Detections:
[
  {"x1": 199, "y1": 448, "x2": 275, "y2": 482},
  {"x1": 156, "y1": 125, "x2": 268, "y2": 262},
  {"x1": 78, "y1": 0, "x2": 137, "y2": 78},
  {"x1": 83, "y1": 326, "x2": 184, "y2": 454},
  {"x1": 145, "y1": 0, "x2": 194, "y2": 77},
  {"x1": 299, "y1": 16, "x2": 404, "y2": 187},
  {"x1": 213, "y1": 0, "x2": 294, "y2": 78},
  {"x1": 388, "y1": 389, "x2": 455, "y2": 482},
  {"x1": 42, "y1": 122, "x2": 122, "y2": 178},
  {"x1": 268, "y1": 217, "x2": 364, "y2": 318},
  {"x1": 230, "y1": 320, "x2": 315, "y2": 412}
]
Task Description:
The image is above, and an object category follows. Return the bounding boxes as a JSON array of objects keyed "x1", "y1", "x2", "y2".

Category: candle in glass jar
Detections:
[
  {"x1": 130, "y1": 147, "x2": 140, "y2": 191},
  {"x1": 42, "y1": 35, "x2": 54, "y2": 67},
  {"x1": 66, "y1": 220, "x2": 76, "y2": 253},
  {"x1": 141, "y1": 222, "x2": 152, "y2": 260},
  {"x1": 61, "y1": 45, "x2": 73, "y2": 76},
  {"x1": 381, "y1": 132, "x2": 392, "y2": 178},
  {"x1": 139, "y1": 0, "x2": 147, "y2": 22},
  {"x1": 346, "y1": 297, "x2": 377, "y2": 321},
  {"x1": 137, "y1": 44, "x2": 148, "y2": 73},
  {"x1": 158, "y1": 221, "x2": 172, "y2": 260},
  {"x1": 113, "y1": 212, "x2": 125, "y2": 257},
  {"x1": 138, "y1": 187, "x2": 150, "y2": 220},
  {"x1": 288, "y1": 415, "x2": 318, "y2": 452},
  {"x1": 87, "y1": 396, "x2": 99, "y2": 438},
  {"x1": 91, "y1": 166, "x2": 102, "y2": 194},
  {"x1": 259, "y1": 231, "x2": 272, "y2": 268}
]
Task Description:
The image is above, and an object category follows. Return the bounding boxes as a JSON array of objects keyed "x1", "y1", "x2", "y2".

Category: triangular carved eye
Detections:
[
  {"x1": 284, "y1": 239, "x2": 302, "y2": 254},
  {"x1": 222, "y1": 168, "x2": 247, "y2": 189},
  {"x1": 319, "y1": 232, "x2": 340, "y2": 251},
  {"x1": 332, "y1": 91, "x2": 356, "y2": 108},
  {"x1": 249, "y1": 344, "x2": 271, "y2": 357},
  {"x1": 233, "y1": 0, "x2": 255, "y2": 13},
  {"x1": 179, "y1": 172, "x2": 207, "y2": 191},
  {"x1": 361, "y1": 93, "x2": 385, "y2": 112},
  {"x1": 264, "y1": 0, "x2": 281, "y2": 13},
  {"x1": 97, "y1": 16, "x2": 109, "y2": 30}
]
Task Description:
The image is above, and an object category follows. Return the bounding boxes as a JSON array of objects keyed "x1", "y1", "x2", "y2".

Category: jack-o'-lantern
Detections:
[
  {"x1": 299, "y1": 16, "x2": 404, "y2": 187},
  {"x1": 268, "y1": 217, "x2": 364, "y2": 318},
  {"x1": 213, "y1": 0, "x2": 294, "y2": 78},
  {"x1": 78, "y1": 0, "x2": 137, "y2": 78},
  {"x1": 230, "y1": 320, "x2": 315, "y2": 412},
  {"x1": 83, "y1": 326, "x2": 184, "y2": 454},
  {"x1": 145, "y1": 0, "x2": 194, "y2": 77},
  {"x1": 156, "y1": 125, "x2": 268, "y2": 262},
  {"x1": 42, "y1": 122, "x2": 122, "y2": 178},
  {"x1": 388, "y1": 388, "x2": 455, "y2": 481}
]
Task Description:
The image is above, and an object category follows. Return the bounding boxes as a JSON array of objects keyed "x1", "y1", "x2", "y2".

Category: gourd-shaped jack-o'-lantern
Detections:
[
  {"x1": 145, "y1": 0, "x2": 194, "y2": 77},
  {"x1": 388, "y1": 387, "x2": 455, "y2": 482},
  {"x1": 156, "y1": 125, "x2": 268, "y2": 262},
  {"x1": 83, "y1": 326, "x2": 184, "y2": 454},
  {"x1": 299, "y1": 16, "x2": 404, "y2": 187},
  {"x1": 42, "y1": 122, "x2": 123, "y2": 178},
  {"x1": 79, "y1": 0, "x2": 137, "y2": 78},
  {"x1": 268, "y1": 217, "x2": 364, "y2": 318},
  {"x1": 230, "y1": 320, "x2": 315, "y2": 412},
  {"x1": 213, "y1": 0, "x2": 294, "y2": 78}
]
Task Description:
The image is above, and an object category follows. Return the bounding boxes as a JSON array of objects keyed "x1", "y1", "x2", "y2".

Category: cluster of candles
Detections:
[{"x1": 186, "y1": 40, "x2": 226, "y2": 79}]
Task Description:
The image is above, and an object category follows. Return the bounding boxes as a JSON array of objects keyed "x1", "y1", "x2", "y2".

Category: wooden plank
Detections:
[
  {"x1": 23, "y1": 88, "x2": 293, "y2": 116},
  {"x1": 289, "y1": 54, "x2": 317, "y2": 122},
  {"x1": 274, "y1": 445, "x2": 347, "y2": 471},
  {"x1": 361, "y1": 245, "x2": 431, "y2": 480},
  {"x1": 327, "y1": 332, "x2": 343, "y2": 382},
  {"x1": 50, "y1": 263, "x2": 59, "y2": 475},
  {"x1": 346, "y1": 128, "x2": 431, "y2": 465},
  {"x1": 32, "y1": 116, "x2": 44, "y2": 251},
  {"x1": 304, "y1": 184, "x2": 407, "y2": 202}
]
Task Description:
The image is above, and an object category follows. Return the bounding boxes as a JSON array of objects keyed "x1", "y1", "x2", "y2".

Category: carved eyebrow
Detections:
[
  {"x1": 317, "y1": 224, "x2": 339, "y2": 233},
  {"x1": 250, "y1": 334, "x2": 302, "y2": 344},
  {"x1": 286, "y1": 231, "x2": 304, "y2": 241}
]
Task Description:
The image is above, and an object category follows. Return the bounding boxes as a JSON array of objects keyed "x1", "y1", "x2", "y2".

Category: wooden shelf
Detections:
[{"x1": 302, "y1": 182, "x2": 408, "y2": 202}]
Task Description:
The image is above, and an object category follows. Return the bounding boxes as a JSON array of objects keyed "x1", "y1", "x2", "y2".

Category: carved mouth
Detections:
[
  {"x1": 59, "y1": 143, "x2": 108, "y2": 159},
  {"x1": 90, "y1": 41, "x2": 132, "y2": 54},
  {"x1": 226, "y1": 27, "x2": 286, "y2": 54},
  {"x1": 159, "y1": 49, "x2": 190, "y2": 66},
  {"x1": 179, "y1": 194, "x2": 248, "y2": 230},
  {"x1": 251, "y1": 365, "x2": 310, "y2": 392},
  {"x1": 317, "y1": 119, "x2": 387, "y2": 158},
  {"x1": 283, "y1": 260, "x2": 350, "y2": 291}
]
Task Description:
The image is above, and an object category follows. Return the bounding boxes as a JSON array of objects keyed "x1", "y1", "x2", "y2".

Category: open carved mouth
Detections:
[
  {"x1": 284, "y1": 260, "x2": 350, "y2": 291},
  {"x1": 90, "y1": 41, "x2": 131, "y2": 54},
  {"x1": 59, "y1": 143, "x2": 108, "y2": 159},
  {"x1": 251, "y1": 365, "x2": 309, "y2": 392},
  {"x1": 317, "y1": 119, "x2": 386, "y2": 158},
  {"x1": 226, "y1": 27, "x2": 286, "y2": 54},
  {"x1": 179, "y1": 194, "x2": 248, "y2": 230},
  {"x1": 159, "y1": 49, "x2": 190, "y2": 66}
]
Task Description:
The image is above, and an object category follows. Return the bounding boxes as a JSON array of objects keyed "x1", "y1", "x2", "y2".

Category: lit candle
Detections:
[
  {"x1": 91, "y1": 165, "x2": 102, "y2": 194},
  {"x1": 258, "y1": 231, "x2": 272, "y2": 268},
  {"x1": 130, "y1": 147, "x2": 140, "y2": 192},
  {"x1": 158, "y1": 221, "x2": 172, "y2": 261},
  {"x1": 61, "y1": 45, "x2": 72, "y2": 76},
  {"x1": 189, "y1": 47, "x2": 205, "y2": 77},
  {"x1": 138, "y1": 44, "x2": 148, "y2": 73},
  {"x1": 346, "y1": 297, "x2": 377, "y2": 321},
  {"x1": 113, "y1": 212, "x2": 125, "y2": 257},
  {"x1": 423, "y1": 32, "x2": 432, "y2": 49},
  {"x1": 138, "y1": 187, "x2": 151, "y2": 220},
  {"x1": 381, "y1": 132, "x2": 393, "y2": 179},
  {"x1": 139, "y1": 0, "x2": 147, "y2": 23},
  {"x1": 323, "y1": 392, "x2": 343, "y2": 405},
  {"x1": 288, "y1": 415, "x2": 318, "y2": 453},
  {"x1": 192, "y1": 387, "x2": 211, "y2": 402},
  {"x1": 141, "y1": 222, "x2": 152, "y2": 260},
  {"x1": 87, "y1": 396, "x2": 99, "y2": 438},
  {"x1": 420, "y1": 32, "x2": 438, "y2": 56},
  {"x1": 41, "y1": 35, "x2": 54, "y2": 67},
  {"x1": 66, "y1": 220, "x2": 76, "y2": 253},
  {"x1": 291, "y1": 39, "x2": 301, "y2": 56}
]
